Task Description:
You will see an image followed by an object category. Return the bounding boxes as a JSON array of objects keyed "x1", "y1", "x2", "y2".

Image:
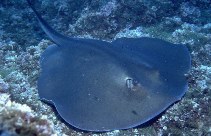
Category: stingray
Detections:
[{"x1": 27, "y1": 0, "x2": 191, "y2": 131}]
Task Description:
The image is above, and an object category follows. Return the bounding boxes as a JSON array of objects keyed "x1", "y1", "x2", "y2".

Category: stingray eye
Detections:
[
  {"x1": 126, "y1": 78, "x2": 133, "y2": 90},
  {"x1": 126, "y1": 78, "x2": 141, "y2": 91}
]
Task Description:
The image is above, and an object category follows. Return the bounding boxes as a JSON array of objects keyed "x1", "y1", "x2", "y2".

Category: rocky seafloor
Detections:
[{"x1": 0, "y1": 0, "x2": 211, "y2": 135}]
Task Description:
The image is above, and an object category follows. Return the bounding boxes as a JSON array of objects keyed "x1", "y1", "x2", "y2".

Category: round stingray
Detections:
[{"x1": 38, "y1": 38, "x2": 191, "y2": 131}]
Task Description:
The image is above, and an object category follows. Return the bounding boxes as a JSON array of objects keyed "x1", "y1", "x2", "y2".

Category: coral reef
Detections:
[{"x1": 0, "y1": 0, "x2": 211, "y2": 135}]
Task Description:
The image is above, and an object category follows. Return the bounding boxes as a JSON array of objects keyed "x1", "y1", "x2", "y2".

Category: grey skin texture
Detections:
[{"x1": 27, "y1": 0, "x2": 191, "y2": 131}]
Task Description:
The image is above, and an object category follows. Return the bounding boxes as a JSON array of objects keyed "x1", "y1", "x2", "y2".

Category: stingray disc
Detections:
[{"x1": 38, "y1": 38, "x2": 191, "y2": 131}]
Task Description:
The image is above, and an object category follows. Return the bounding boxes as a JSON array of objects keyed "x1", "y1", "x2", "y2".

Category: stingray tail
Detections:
[{"x1": 26, "y1": 0, "x2": 76, "y2": 47}]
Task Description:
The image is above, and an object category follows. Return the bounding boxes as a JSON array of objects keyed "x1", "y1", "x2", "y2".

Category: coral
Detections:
[
  {"x1": 0, "y1": 0, "x2": 211, "y2": 135},
  {"x1": 180, "y1": 2, "x2": 201, "y2": 22},
  {"x1": 0, "y1": 93, "x2": 56, "y2": 136},
  {"x1": 115, "y1": 27, "x2": 150, "y2": 39},
  {"x1": 0, "y1": 77, "x2": 9, "y2": 93},
  {"x1": 196, "y1": 65, "x2": 211, "y2": 90}
]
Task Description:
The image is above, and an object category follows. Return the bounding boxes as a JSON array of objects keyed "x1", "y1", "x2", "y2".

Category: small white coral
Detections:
[
  {"x1": 115, "y1": 27, "x2": 149, "y2": 39},
  {"x1": 0, "y1": 93, "x2": 10, "y2": 109}
]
